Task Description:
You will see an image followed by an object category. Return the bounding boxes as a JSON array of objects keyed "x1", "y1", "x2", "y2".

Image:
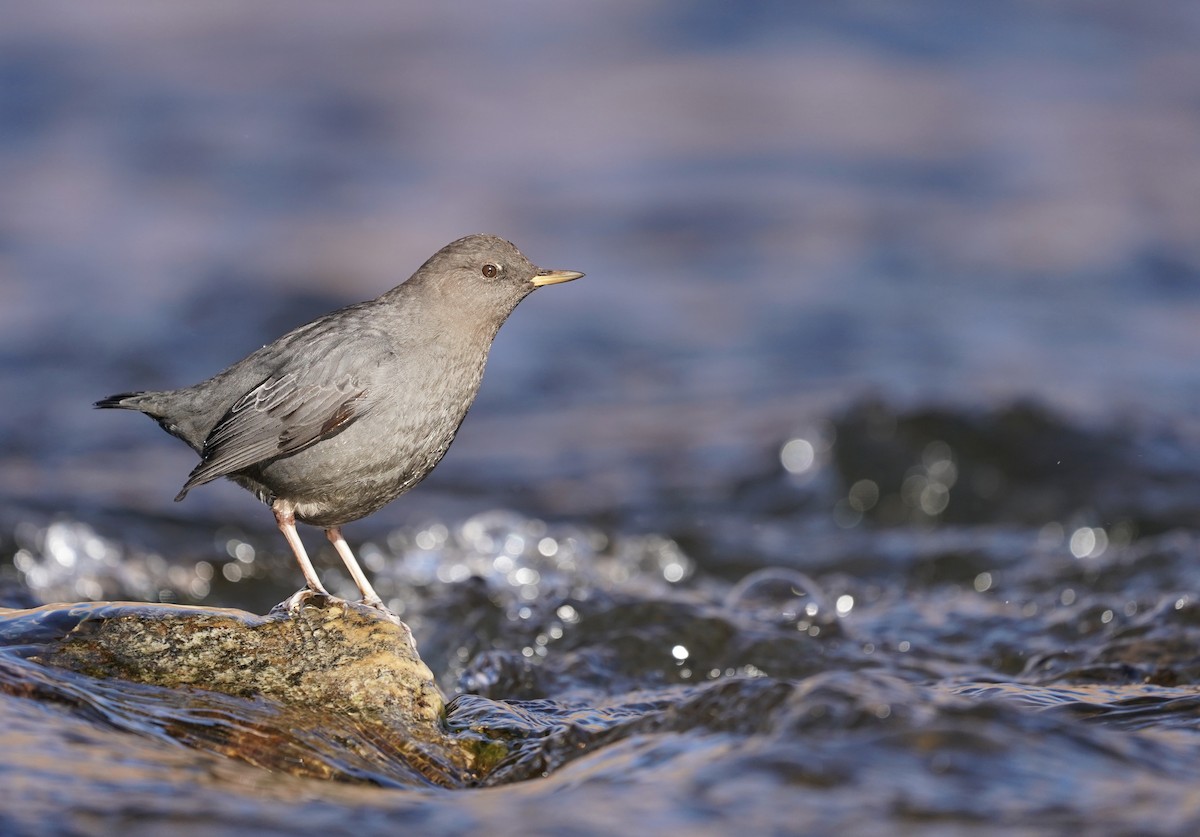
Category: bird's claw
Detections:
[{"x1": 273, "y1": 587, "x2": 332, "y2": 615}]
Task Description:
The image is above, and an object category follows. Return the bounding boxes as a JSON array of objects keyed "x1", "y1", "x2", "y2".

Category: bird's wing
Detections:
[{"x1": 175, "y1": 334, "x2": 389, "y2": 500}]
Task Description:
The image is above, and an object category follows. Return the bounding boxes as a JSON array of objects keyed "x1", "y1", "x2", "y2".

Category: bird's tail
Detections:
[
  {"x1": 95, "y1": 390, "x2": 181, "y2": 430},
  {"x1": 94, "y1": 391, "x2": 153, "y2": 411}
]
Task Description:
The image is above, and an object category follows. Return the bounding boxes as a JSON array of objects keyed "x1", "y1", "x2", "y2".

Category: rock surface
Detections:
[{"x1": 0, "y1": 592, "x2": 477, "y2": 787}]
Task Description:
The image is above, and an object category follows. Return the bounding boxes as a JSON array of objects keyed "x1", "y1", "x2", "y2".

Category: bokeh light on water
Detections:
[{"x1": 377, "y1": 510, "x2": 693, "y2": 604}]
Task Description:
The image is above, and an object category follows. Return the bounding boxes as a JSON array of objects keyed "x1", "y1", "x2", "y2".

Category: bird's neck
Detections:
[
  {"x1": 382, "y1": 277, "x2": 516, "y2": 347},
  {"x1": 377, "y1": 284, "x2": 505, "y2": 359}
]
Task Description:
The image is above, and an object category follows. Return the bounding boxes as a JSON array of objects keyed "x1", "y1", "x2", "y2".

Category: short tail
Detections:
[{"x1": 95, "y1": 391, "x2": 150, "y2": 410}]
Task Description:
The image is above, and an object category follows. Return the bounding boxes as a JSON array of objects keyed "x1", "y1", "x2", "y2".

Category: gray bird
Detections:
[{"x1": 96, "y1": 234, "x2": 582, "y2": 607}]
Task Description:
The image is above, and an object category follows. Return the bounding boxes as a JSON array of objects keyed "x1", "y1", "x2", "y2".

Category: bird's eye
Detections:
[{"x1": 482, "y1": 263, "x2": 499, "y2": 278}]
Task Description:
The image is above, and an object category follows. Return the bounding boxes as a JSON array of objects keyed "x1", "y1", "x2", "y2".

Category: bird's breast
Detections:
[{"x1": 252, "y1": 336, "x2": 491, "y2": 527}]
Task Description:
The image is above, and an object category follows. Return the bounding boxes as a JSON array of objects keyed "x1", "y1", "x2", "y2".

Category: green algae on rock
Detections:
[{"x1": 0, "y1": 593, "x2": 480, "y2": 787}]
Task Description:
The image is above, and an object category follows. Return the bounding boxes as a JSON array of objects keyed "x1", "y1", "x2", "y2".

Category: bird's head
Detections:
[{"x1": 397, "y1": 234, "x2": 583, "y2": 324}]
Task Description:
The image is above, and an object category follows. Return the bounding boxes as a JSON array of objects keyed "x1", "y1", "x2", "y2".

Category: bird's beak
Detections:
[{"x1": 530, "y1": 269, "x2": 584, "y2": 287}]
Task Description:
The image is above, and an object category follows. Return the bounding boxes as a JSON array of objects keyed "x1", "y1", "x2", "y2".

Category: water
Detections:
[{"x1": 4, "y1": 0, "x2": 1200, "y2": 834}]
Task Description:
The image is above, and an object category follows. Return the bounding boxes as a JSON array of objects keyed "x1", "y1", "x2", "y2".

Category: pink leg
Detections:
[
  {"x1": 326, "y1": 527, "x2": 383, "y2": 607},
  {"x1": 272, "y1": 502, "x2": 330, "y2": 596}
]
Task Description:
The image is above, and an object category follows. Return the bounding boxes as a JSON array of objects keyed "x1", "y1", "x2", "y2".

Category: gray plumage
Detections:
[{"x1": 96, "y1": 234, "x2": 582, "y2": 606}]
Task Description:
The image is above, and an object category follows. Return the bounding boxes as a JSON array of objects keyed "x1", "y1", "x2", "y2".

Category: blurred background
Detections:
[
  {"x1": 7, "y1": 3, "x2": 1200, "y2": 832},
  {"x1": 2, "y1": 0, "x2": 1200, "y2": 573}
]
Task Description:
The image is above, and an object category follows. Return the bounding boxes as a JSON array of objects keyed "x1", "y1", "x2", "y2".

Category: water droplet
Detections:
[{"x1": 726, "y1": 568, "x2": 831, "y2": 628}]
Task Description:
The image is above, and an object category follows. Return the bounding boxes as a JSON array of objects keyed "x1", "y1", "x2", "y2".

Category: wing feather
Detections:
[{"x1": 174, "y1": 333, "x2": 388, "y2": 500}]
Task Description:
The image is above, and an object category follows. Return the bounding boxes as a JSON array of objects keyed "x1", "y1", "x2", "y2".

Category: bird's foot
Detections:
[
  {"x1": 273, "y1": 587, "x2": 334, "y2": 615},
  {"x1": 270, "y1": 589, "x2": 409, "y2": 645},
  {"x1": 355, "y1": 595, "x2": 406, "y2": 631}
]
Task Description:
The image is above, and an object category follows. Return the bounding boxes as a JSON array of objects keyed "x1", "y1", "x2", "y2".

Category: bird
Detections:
[{"x1": 96, "y1": 234, "x2": 582, "y2": 608}]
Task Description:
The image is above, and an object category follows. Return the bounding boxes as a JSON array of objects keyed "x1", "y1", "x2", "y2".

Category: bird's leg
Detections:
[
  {"x1": 326, "y1": 527, "x2": 384, "y2": 607},
  {"x1": 272, "y1": 502, "x2": 330, "y2": 596}
]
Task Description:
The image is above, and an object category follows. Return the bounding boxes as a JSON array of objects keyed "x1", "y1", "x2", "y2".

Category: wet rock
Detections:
[{"x1": 0, "y1": 593, "x2": 477, "y2": 787}]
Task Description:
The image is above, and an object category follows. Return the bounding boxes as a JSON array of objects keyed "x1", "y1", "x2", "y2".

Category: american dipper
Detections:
[{"x1": 96, "y1": 234, "x2": 582, "y2": 607}]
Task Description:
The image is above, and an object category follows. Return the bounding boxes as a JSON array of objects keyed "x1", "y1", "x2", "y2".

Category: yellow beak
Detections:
[{"x1": 530, "y1": 269, "x2": 585, "y2": 287}]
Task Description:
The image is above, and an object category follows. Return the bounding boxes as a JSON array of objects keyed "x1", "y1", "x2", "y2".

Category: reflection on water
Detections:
[
  {"x1": 9, "y1": 402, "x2": 1200, "y2": 833},
  {"x1": 9, "y1": 505, "x2": 1200, "y2": 834}
]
